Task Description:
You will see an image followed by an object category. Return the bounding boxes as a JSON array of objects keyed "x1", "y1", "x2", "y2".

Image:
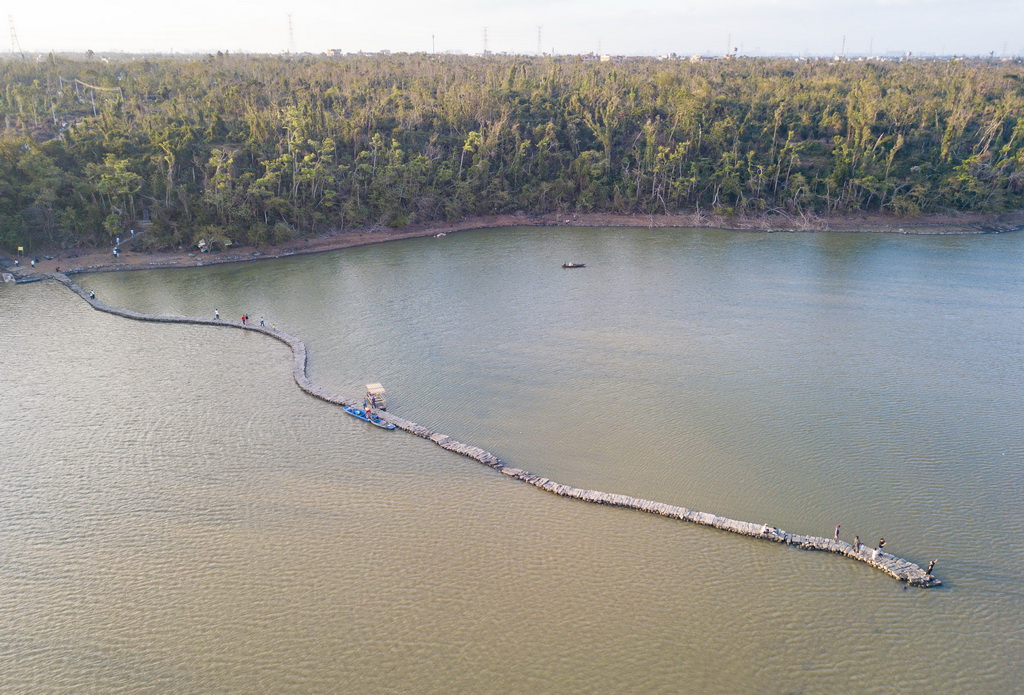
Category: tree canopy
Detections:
[{"x1": 3, "y1": 52, "x2": 1024, "y2": 252}]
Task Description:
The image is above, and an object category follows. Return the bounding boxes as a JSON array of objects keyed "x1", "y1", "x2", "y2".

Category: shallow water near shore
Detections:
[{"x1": 2, "y1": 226, "x2": 1023, "y2": 692}]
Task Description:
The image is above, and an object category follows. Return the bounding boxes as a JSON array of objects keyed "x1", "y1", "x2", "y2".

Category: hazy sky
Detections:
[{"x1": 5, "y1": 0, "x2": 1022, "y2": 57}]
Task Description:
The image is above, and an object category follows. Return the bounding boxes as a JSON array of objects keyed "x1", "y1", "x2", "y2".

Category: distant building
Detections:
[{"x1": 326, "y1": 48, "x2": 344, "y2": 57}]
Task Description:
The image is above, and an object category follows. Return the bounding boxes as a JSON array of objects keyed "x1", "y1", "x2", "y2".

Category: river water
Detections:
[{"x1": 2, "y1": 226, "x2": 1022, "y2": 692}]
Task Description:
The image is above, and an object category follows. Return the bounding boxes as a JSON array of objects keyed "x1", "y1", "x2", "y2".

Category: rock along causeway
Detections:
[{"x1": 53, "y1": 272, "x2": 941, "y2": 587}]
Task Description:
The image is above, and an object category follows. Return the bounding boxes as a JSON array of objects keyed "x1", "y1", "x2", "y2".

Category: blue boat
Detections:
[{"x1": 343, "y1": 405, "x2": 396, "y2": 430}]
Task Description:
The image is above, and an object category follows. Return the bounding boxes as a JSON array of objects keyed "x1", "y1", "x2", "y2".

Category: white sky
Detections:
[{"x1": 5, "y1": 0, "x2": 1022, "y2": 57}]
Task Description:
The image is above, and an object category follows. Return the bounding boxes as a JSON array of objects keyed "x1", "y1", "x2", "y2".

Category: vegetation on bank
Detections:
[{"x1": 2, "y1": 52, "x2": 1024, "y2": 252}]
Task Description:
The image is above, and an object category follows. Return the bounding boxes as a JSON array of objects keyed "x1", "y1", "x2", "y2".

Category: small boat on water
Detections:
[
  {"x1": 562, "y1": 262, "x2": 586, "y2": 268},
  {"x1": 343, "y1": 405, "x2": 396, "y2": 430},
  {"x1": 15, "y1": 277, "x2": 44, "y2": 284}
]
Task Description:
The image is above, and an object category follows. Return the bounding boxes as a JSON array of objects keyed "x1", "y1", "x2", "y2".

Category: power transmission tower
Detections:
[
  {"x1": 288, "y1": 14, "x2": 295, "y2": 54},
  {"x1": 483, "y1": 26, "x2": 488, "y2": 55},
  {"x1": 537, "y1": 26, "x2": 542, "y2": 56},
  {"x1": 9, "y1": 15, "x2": 25, "y2": 60}
]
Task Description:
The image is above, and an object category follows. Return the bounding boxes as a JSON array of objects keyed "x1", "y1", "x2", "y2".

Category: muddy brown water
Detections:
[{"x1": 2, "y1": 226, "x2": 1022, "y2": 692}]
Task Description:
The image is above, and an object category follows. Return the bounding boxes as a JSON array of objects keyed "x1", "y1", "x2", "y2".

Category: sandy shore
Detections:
[{"x1": 4, "y1": 209, "x2": 1024, "y2": 277}]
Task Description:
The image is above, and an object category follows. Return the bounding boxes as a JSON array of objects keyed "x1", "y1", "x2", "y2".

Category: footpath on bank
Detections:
[{"x1": 51, "y1": 272, "x2": 941, "y2": 588}]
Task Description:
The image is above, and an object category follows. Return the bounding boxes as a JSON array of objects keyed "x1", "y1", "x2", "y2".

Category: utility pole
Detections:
[
  {"x1": 432, "y1": 34, "x2": 435, "y2": 54},
  {"x1": 841, "y1": 35, "x2": 846, "y2": 57},
  {"x1": 9, "y1": 15, "x2": 24, "y2": 60}
]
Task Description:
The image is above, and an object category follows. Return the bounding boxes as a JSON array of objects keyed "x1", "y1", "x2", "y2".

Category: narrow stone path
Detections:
[{"x1": 52, "y1": 273, "x2": 941, "y2": 587}]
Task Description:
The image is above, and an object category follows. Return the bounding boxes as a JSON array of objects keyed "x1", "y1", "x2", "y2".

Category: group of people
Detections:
[
  {"x1": 111, "y1": 231, "x2": 138, "y2": 258},
  {"x1": 239, "y1": 314, "x2": 267, "y2": 327},
  {"x1": 214, "y1": 310, "x2": 267, "y2": 329},
  {"x1": 836, "y1": 525, "x2": 938, "y2": 575},
  {"x1": 12, "y1": 256, "x2": 47, "y2": 268},
  {"x1": 11, "y1": 255, "x2": 53, "y2": 271},
  {"x1": 838, "y1": 525, "x2": 884, "y2": 555}
]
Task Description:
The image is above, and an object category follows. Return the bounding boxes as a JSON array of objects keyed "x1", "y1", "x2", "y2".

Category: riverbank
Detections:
[{"x1": 5, "y1": 209, "x2": 1024, "y2": 277}]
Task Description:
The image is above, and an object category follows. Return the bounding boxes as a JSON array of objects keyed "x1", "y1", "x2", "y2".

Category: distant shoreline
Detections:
[{"x1": 5, "y1": 209, "x2": 1024, "y2": 277}]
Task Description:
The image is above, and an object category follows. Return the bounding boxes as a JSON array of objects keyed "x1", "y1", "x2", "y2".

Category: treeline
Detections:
[{"x1": 3, "y1": 52, "x2": 1024, "y2": 251}]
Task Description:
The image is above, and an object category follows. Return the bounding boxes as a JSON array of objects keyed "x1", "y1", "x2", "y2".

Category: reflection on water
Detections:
[{"x1": 2, "y1": 227, "x2": 1023, "y2": 692}]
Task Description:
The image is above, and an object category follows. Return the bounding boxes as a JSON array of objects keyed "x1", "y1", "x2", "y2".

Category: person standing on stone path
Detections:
[
  {"x1": 926, "y1": 559, "x2": 936, "y2": 574},
  {"x1": 260, "y1": 317, "x2": 265, "y2": 327},
  {"x1": 215, "y1": 310, "x2": 219, "y2": 320},
  {"x1": 834, "y1": 524, "x2": 841, "y2": 541},
  {"x1": 853, "y1": 535, "x2": 861, "y2": 552}
]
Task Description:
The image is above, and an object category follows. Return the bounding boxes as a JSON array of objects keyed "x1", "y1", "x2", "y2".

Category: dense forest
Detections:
[{"x1": 2, "y1": 52, "x2": 1024, "y2": 252}]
